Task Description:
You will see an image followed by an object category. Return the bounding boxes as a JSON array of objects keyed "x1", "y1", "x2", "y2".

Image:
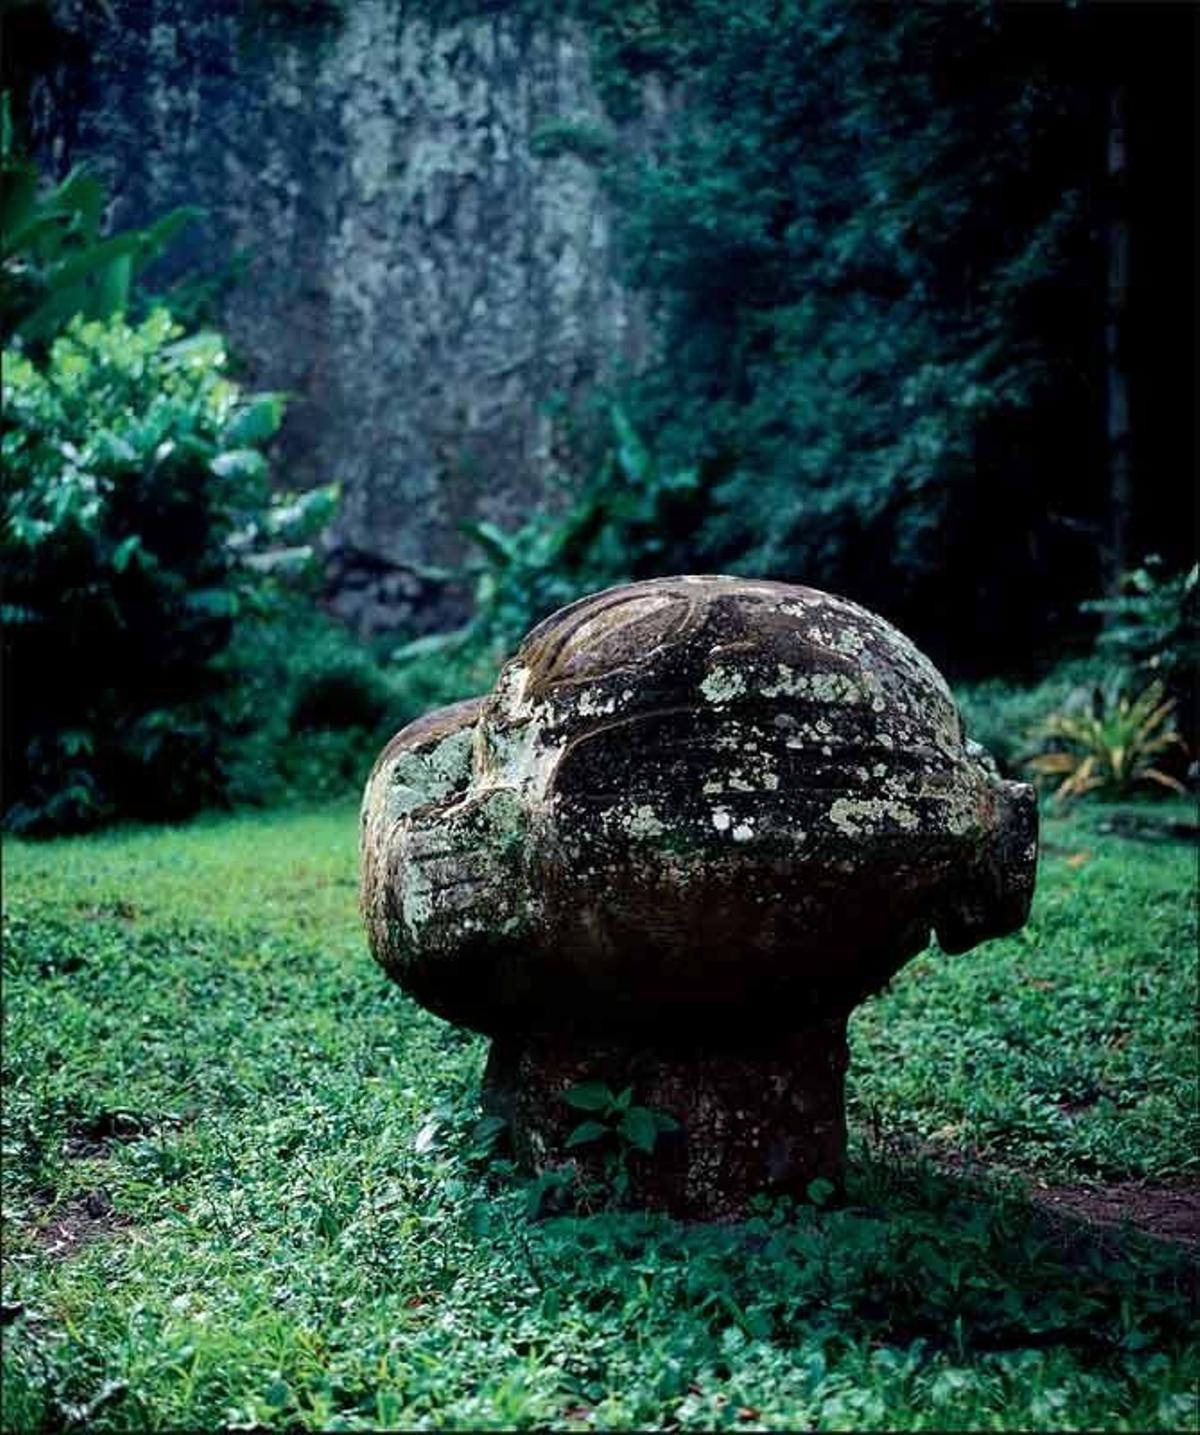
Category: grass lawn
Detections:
[{"x1": 2, "y1": 797, "x2": 1197, "y2": 1431}]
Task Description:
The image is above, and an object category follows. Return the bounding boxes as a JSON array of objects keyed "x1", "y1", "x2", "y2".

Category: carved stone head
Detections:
[{"x1": 362, "y1": 576, "x2": 1037, "y2": 1041}]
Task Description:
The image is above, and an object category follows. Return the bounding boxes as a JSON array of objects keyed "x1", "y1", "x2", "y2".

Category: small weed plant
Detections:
[{"x1": 560, "y1": 1080, "x2": 680, "y2": 1205}]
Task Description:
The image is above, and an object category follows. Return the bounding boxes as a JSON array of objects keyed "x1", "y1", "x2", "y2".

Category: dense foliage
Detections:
[
  {"x1": 0, "y1": 105, "x2": 352, "y2": 833},
  {"x1": 0, "y1": 311, "x2": 295, "y2": 832},
  {"x1": 3, "y1": 7, "x2": 1194, "y2": 829},
  {"x1": 955, "y1": 559, "x2": 1196, "y2": 788},
  {"x1": 1024, "y1": 679, "x2": 1186, "y2": 803},
  {"x1": 433, "y1": 0, "x2": 1191, "y2": 679},
  {"x1": 594, "y1": 1, "x2": 1102, "y2": 665},
  {"x1": 2, "y1": 799, "x2": 1196, "y2": 1429},
  {"x1": 215, "y1": 600, "x2": 470, "y2": 811},
  {"x1": 1085, "y1": 557, "x2": 1200, "y2": 749}
]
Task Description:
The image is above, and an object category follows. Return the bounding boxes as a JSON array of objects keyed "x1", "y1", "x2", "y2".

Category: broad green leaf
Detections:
[
  {"x1": 186, "y1": 588, "x2": 239, "y2": 619},
  {"x1": 806, "y1": 1177, "x2": 836, "y2": 1207},
  {"x1": 461, "y1": 518, "x2": 520, "y2": 568},
  {"x1": 0, "y1": 163, "x2": 39, "y2": 251},
  {"x1": 263, "y1": 1380, "x2": 291, "y2": 1409},
  {"x1": 164, "y1": 331, "x2": 226, "y2": 365},
  {"x1": 59, "y1": 730, "x2": 94, "y2": 757},
  {"x1": 565, "y1": 1119, "x2": 609, "y2": 1148},
  {"x1": 619, "y1": 1106, "x2": 658, "y2": 1154},
  {"x1": 40, "y1": 230, "x2": 144, "y2": 291},
  {"x1": 224, "y1": 394, "x2": 285, "y2": 447},
  {"x1": 262, "y1": 483, "x2": 339, "y2": 539},
  {"x1": 210, "y1": 449, "x2": 267, "y2": 482},
  {"x1": 94, "y1": 251, "x2": 133, "y2": 318},
  {"x1": 563, "y1": 1080, "x2": 613, "y2": 1112},
  {"x1": 50, "y1": 169, "x2": 107, "y2": 239},
  {"x1": 471, "y1": 1114, "x2": 507, "y2": 1146},
  {"x1": 111, "y1": 535, "x2": 141, "y2": 572},
  {"x1": 610, "y1": 402, "x2": 652, "y2": 485},
  {"x1": 140, "y1": 205, "x2": 203, "y2": 255}
]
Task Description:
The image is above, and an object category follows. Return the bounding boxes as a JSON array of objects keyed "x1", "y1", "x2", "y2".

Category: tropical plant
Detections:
[
  {"x1": 559, "y1": 1079, "x2": 680, "y2": 1206},
  {"x1": 1023, "y1": 678, "x2": 1187, "y2": 802},
  {"x1": 1, "y1": 91, "x2": 199, "y2": 348},
  {"x1": 1, "y1": 309, "x2": 302, "y2": 832},
  {"x1": 563, "y1": 1079, "x2": 680, "y2": 1157},
  {"x1": 955, "y1": 658, "x2": 1107, "y2": 778},
  {"x1": 1083, "y1": 556, "x2": 1199, "y2": 747}
]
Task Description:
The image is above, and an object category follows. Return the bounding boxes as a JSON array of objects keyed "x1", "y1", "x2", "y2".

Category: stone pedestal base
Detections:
[{"x1": 481, "y1": 1022, "x2": 849, "y2": 1221}]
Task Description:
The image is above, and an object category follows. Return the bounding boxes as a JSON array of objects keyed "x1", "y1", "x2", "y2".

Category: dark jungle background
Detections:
[{"x1": 3, "y1": 0, "x2": 1197, "y2": 828}]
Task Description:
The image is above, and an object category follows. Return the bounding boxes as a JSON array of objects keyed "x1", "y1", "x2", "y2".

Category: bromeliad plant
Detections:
[{"x1": 1023, "y1": 678, "x2": 1187, "y2": 802}]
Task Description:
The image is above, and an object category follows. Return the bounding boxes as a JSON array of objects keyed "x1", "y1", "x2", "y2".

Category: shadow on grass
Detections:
[{"x1": 529, "y1": 1149, "x2": 1198, "y2": 1365}]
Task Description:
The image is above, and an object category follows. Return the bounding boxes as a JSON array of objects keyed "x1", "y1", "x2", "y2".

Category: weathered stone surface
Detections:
[
  {"x1": 360, "y1": 575, "x2": 1038, "y2": 1215},
  {"x1": 23, "y1": 1, "x2": 662, "y2": 631},
  {"x1": 362, "y1": 575, "x2": 1037, "y2": 1034}
]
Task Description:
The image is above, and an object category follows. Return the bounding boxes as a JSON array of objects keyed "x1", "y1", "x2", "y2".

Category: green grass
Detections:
[{"x1": 2, "y1": 799, "x2": 1197, "y2": 1431}]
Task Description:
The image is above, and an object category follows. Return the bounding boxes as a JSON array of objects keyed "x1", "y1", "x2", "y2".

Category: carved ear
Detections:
[
  {"x1": 363, "y1": 783, "x2": 542, "y2": 1036},
  {"x1": 936, "y1": 779, "x2": 1038, "y2": 955},
  {"x1": 360, "y1": 698, "x2": 484, "y2": 979},
  {"x1": 395, "y1": 788, "x2": 534, "y2": 958}
]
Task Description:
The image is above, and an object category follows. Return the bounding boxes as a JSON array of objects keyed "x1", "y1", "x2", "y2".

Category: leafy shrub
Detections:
[
  {"x1": 1022, "y1": 678, "x2": 1186, "y2": 802},
  {"x1": 219, "y1": 598, "x2": 486, "y2": 809},
  {"x1": 1, "y1": 310, "x2": 288, "y2": 832},
  {"x1": 1084, "y1": 557, "x2": 1199, "y2": 748},
  {"x1": 218, "y1": 603, "x2": 384, "y2": 807},
  {"x1": 1084, "y1": 557, "x2": 1199, "y2": 681}
]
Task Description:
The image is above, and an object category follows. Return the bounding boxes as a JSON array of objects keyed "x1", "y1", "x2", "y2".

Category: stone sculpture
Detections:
[{"x1": 361, "y1": 576, "x2": 1037, "y2": 1217}]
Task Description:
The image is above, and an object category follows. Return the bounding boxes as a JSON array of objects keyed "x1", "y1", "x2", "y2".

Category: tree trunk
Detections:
[{"x1": 1105, "y1": 82, "x2": 1132, "y2": 591}]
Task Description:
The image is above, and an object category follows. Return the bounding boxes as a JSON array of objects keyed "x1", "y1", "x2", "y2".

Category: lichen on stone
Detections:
[
  {"x1": 700, "y1": 665, "x2": 748, "y2": 705},
  {"x1": 361, "y1": 576, "x2": 1037, "y2": 1038},
  {"x1": 387, "y1": 723, "x2": 476, "y2": 816}
]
